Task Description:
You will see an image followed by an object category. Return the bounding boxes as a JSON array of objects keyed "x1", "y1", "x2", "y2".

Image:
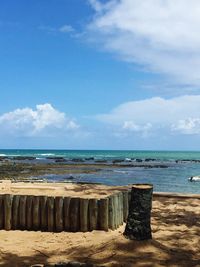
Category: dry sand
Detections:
[
  {"x1": 0, "y1": 192, "x2": 199, "y2": 267},
  {"x1": 0, "y1": 180, "x2": 124, "y2": 198}
]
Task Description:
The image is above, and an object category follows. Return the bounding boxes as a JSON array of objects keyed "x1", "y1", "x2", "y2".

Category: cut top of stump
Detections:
[{"x1": 131, "y1": 184, "x2": 153, "y2": 190}]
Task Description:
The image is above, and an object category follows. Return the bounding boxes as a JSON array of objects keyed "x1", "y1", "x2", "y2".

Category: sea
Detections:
[{"x1": 1, "y1": 149, "x2": 200, "y2": 194}]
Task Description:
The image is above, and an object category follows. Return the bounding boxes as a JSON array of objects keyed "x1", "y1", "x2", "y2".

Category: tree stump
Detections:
[{"x1": 124, "y1": 184, "x2": 153, "y2": 240}]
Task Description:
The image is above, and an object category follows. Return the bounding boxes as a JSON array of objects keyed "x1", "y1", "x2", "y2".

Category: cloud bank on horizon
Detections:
[
  {"x1": 1, "y1": 95, "x2": 200, "y2": 145},
  {"x1": 97, "y1": 95, "x2": 200, "y2": 136},
  {"x1": 88, "y1": 0, "x2": 200, "y2": 87}
]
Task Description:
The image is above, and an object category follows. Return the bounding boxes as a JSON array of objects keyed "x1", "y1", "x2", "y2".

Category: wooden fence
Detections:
[{"x1": 0, "y1": 190, "x2": 130, "y2": 232}]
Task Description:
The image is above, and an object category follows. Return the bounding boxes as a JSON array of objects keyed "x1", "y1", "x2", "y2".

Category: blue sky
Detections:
[{"x1": 0, "y1": 0, "x2": 200, "y2": 150}]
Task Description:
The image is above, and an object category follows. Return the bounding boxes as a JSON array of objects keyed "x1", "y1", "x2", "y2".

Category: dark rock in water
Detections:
[
  {"x1": 12, "y1": 156, "x2": 36, "y2": 160},
  {"x1": 55, "y1": 159, "x2": 68, "y2": 163},
  {"x1": 64, "y1": 175, "x2": 75, "y2": 180},
  {"x1": 136, "y1": 159, "x2": 143, "y2": 162},
  {"x1": 95, "y1": 160, "x2": 107, "y2": 163},
  {"x1": 122, "y1": 164, "x2": 168, "y2": 168},
  {"x1": 85, "y1": 157, "x2": 94, "y2": 161},
  {"x1": 47, "y1": 157, "x2": 65, "y2": 160},
  {"x1": 155, "y1": 165, "x2": 168, "y2": 168},
  {"x1": 176, "y1": 159, "x2": 200, "y2": 163},
  {"x1": 0, "y1": 156, "x2": 9, "y2": 160},
  {"x1": 113, "y1": 159, "x2": 124, "y2": 164},
  {"x1": 71, "y1": 158, "x2": 84, "y2": 162},
  {"x1": 144, "y1": 158, "x2": 156, "y2": 162}
]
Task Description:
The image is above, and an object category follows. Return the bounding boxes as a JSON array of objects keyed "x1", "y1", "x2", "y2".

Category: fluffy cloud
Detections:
[
  {"x1": 88, "y1": 0, "x2": 200, "y2": 86},
  {"x1": 0, "y1": 104, "x2": 79, "y2": 136},
  {"x1": 96, "y1": 95, "x2": 200, "y2": 135}
]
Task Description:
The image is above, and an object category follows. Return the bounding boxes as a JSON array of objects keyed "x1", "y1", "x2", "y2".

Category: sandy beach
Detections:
[{"x1": 0, "y1": 193, "x2": 199, "y2": 267}]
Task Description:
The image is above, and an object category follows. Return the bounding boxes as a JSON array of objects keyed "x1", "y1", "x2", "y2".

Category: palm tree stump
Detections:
[{"x1": 124, "y1": 184, "x2": 153, "y2": 240}]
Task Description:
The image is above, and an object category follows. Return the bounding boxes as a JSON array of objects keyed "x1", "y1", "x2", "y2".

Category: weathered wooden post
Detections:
[
  {"x1": 113, "y1": 194, "x2": 118, "y2": 229},
  {"x1": 0, "y1": 195, "x2": 4, "y2": 229},
  {"x1": 63, "y1": 197, "x2": 71, "y2": 231},
  {"x1": 108, "y1": 195, "x2": 115, "y2": 230},
  {"x1": 88, "y1": 198, "x2": 98, "y2": 231},
  {"x1": 98, "y1": 198, "x2": 109, "y2": 231},
  {"x1": 47, "y1": 196, "x2": 55, "y2": 232},
  {"x1": 4, "y1": 194, "x2": 12, "y2": 230},
  {"x1": 19, "y1": 195, "x2": 27, "y2": 230},
  {"x1": 26, "y1": 195, "x2": 33, "y2": 230},
  {"x1": 12, "y1": 195, "x2": 20, "y2": 229},
  {"x1": 55, "y1": 196, "x2": 64, "y2": 232},
  {"x1": 40, "y1": 196, "x2": 47, "y2": 231},
  {"x1": 32, "y1": 196, "x2": 40, "y2": 230},
  {"x1": 122, "y1": 190, "x2": 129, "y2": 222},
  {"x1": 80, "y1": 198, "x2": 89, "y2": 232},
  {"x1": 124, "y1": 184, "x2": 153, "y2": 240},
  {"x1": 69, "y1": 198, "x2": 80, "y2": 232}
]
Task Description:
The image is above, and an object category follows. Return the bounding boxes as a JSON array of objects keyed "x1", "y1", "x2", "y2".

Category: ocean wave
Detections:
[
  {"x1": 38, "y1": 153, "x2": 55, "y2": 156},
  {"x1": 0, "y1": 154, "x2": 6, "y2": 156}
]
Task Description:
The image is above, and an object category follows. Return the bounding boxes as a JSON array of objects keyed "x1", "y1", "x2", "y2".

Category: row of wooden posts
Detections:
[{"x1": 0, "y1": 190, "x2": 130, "y2": 232}]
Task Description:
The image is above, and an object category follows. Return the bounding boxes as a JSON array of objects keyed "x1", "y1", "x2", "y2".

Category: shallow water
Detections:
[{"x1": 1, "y1": 149, "x2": 200, "y2": 194}]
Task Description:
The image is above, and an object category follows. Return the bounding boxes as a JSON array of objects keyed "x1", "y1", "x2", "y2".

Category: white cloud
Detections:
[
  {"x1": 0, "y1": 104, "x2": 79, "y2": 136},
  {"x1": 88, "y1": 0, "x2": 200, "y2": 86},
  {"x1": 172, "y1": 118, "x2": 200, "y2": 134},
  {"x1": 96, "y1": 95, "x2": 200, "y2": 135}
]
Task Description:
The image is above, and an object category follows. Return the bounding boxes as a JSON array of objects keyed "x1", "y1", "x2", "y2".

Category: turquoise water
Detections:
[
  {"x1": 1, "y1": 149, "x2": 200, "y2": 160},
  {"x1": 1, "y1": 149, "x2": 200, "y2": 194}
]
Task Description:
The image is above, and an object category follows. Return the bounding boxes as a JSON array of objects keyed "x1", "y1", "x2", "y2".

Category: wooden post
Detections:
[
  {"x1": 4, "y1": 194, "x2": 12, "y2": 230},
  {"x1": 40, "y1": 196, "x2": 47, "y2": 231},
  {"x1": 88, "y1": 198, "x2": 98, "y2": 231},
  {"x1": 19, "y1": 195, "x2": 27, "y2": 230},
  {"x1": 0, "y1": 195, "x2": 4, "y2": 229},
  {"x1": 63, "y1": 197, "x2": 71, "y2": 231},
  {"x1": 12, "y1": 195, "x2": 20, "y2": 229},
  {"x1": 26, "y1": 195, "x2": 33, "y2": 230},
  {"x1": 124, "y1": 184, "x2": 153, "y2": 240},
  {"x1": 122, "y1": 191, "x2": 129, "y2": 222},
  {"x1": 118, "y1": 192, "x2": 124, "y2": 225},
  {"x1": 98, "y1": 198, "x2": 109, "y2": 231},
  {"x1": 33, "y1": 196, "x2": 40, "y2": 230},
  {"x1": 113, "y1": 194, "x2": 118, "y2": 229},
  {"x1": 47, "y1": 197, "x2": 55, "y2": 232},
  {"x1": 80, "y1": 198, "x2": 89, "y2": 232},
  {"x1": 108, "y1": 195, "x2": 115, "y2": 230},
  {"x1": 55, "y1": 196, "x2": 64, "y2": 232},
  {"x1": 69, "y1": 198, "x2": 80, "y2": 232}
]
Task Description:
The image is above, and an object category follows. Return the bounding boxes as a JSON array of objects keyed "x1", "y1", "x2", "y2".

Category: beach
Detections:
[
  {"x1": 0, "y1": 151, "x2": 200, "y2": 266},
  {"x1": 0, "y1": 192, "x2": 199, "y2": 267}
]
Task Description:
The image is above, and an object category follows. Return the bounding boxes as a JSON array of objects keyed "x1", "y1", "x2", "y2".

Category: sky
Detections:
[{"x1": 0, "y1": 0, "x2": 200, "y2": 150}]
